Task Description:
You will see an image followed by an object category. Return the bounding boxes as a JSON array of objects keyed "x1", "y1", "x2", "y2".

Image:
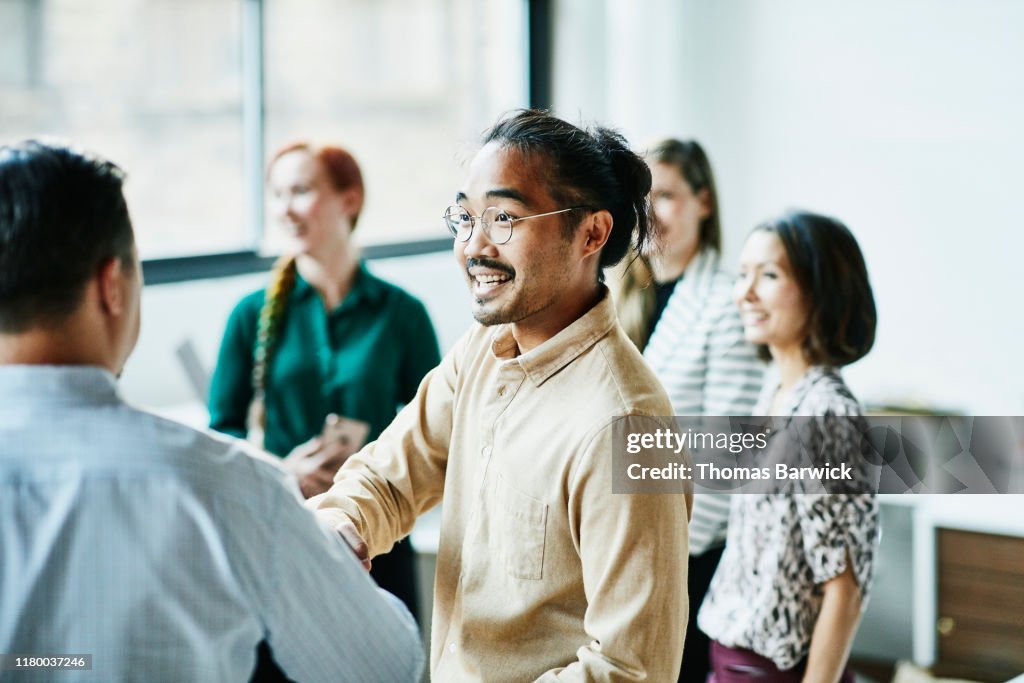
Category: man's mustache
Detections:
[{"x1": 465, "y1": 258, "x2": 515, "y2": 278}]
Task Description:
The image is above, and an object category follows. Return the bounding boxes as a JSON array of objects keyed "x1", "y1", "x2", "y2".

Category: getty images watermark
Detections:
[{"x1": 611, "y1": 415, "x2": 1024, "y2": 494}]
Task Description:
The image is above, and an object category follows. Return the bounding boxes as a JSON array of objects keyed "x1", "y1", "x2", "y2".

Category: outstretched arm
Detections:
[
  {"x1": 311, "y1": 337, "x2": 460, "y2": 557},
  {"x1": 254, "y1": 476, "x2": 425, "y2": 683}
]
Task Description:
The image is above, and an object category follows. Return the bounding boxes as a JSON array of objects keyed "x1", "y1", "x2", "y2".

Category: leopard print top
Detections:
[{"x1": 696, "y1": 366, "x2": 880, "y2": 670}]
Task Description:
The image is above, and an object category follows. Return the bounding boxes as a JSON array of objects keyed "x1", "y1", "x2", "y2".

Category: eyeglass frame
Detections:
[{"x1": 443, "y1": 204, "x2": 592, "y2": 245}]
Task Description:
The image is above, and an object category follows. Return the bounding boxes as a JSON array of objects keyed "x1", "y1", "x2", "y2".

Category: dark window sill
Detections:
[{"x1": 141, "y1": 237, "x2": 453, "y2": 286}]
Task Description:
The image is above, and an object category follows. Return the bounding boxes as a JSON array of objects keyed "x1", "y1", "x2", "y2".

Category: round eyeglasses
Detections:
[{"x1": 442, "y1": 205, "x2": 590, "y2": 245}]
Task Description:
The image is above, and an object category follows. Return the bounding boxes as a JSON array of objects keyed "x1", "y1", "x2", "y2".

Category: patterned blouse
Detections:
[{"x1": 696, "y1": 366, "x2": 880, "y2": 670}]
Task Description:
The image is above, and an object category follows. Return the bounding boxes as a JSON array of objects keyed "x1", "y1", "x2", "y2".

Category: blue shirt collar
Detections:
[{"x1": 0, "y1": 365, "x2": 120, "y2": 406}]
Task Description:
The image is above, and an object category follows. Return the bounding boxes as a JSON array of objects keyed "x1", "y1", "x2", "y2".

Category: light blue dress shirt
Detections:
[{"x1": 0, "y1": 365, "x2": 423, "y2": 682}]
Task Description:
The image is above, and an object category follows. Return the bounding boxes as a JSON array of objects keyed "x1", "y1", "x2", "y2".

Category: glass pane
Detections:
[
  {"x1": 264, "y1": 0, "x2": 526, "y2": 249},
  {"x1": 0, "y1": 0, "x2": 245, "y2": 259}
]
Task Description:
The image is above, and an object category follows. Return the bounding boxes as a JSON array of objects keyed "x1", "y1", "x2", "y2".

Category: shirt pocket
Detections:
[{"x1": 494, "y1": 474, "x2": 548, "y2": 581}]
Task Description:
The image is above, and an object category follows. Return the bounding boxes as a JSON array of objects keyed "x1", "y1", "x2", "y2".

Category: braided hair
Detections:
[
  {"x1": 246, "y1": 254, "x2": 299, "y2": 447},
  {"x1": 245, "y1": 141, "x2": 364, "y2": 448}
]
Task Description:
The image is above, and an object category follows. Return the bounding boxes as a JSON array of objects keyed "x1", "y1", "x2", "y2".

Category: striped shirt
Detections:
[
  {"x1": 643, "y1": 249, "x2": 765, "y2": 554},
  {"x1": 0, "y1": 365, "x2": 423, "y2": 683}
]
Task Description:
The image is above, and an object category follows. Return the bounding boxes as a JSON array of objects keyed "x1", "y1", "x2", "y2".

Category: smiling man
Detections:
[{"x1": 313, "y1": 110, "x2": 691, "y2": 681}]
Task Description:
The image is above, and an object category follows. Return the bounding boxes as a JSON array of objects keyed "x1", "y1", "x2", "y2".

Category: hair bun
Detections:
[
  {"x1": 594, "y1": 128, "x2": 652, "y2": 202},
  {"x1": 481, "y1": 109, "x2": 653, "y2": 271}
]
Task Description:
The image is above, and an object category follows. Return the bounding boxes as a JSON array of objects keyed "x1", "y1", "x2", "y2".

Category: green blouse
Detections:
[{"x1": 208, "y1": 262, "x2": 441, "y2": 457}]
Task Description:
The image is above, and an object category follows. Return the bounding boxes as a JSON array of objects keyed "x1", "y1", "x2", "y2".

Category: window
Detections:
[
  {"x1": 0, "y1": 0, "x2": 246, "y2": 258},
  {"x1": 264, "y1": 0, "x2": 526, "y2": 249},
  {"x1": 0, "y1": 0, "x2": 529, "y2": 262}
]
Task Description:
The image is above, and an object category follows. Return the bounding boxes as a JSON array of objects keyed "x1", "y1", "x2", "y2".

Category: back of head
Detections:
[
  {"x1": 482, "y1": 109, "x2": 653, "y2": 271},
  {"x1": 757, "y1": 210, "x2": 877, "y2": 366},
  {"x1": 647, "y1": 138, "x2": 721, "y2": 253},
  {"x1": 0, "y1": 140, "x2": 134, "y2": 333}
]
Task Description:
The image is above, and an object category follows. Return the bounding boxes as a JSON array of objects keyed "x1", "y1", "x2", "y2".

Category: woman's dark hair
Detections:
[
  {"x1": 482, "y1": 109, "x2": 652, "y2": 272},
  {"x1": 647, "y1": 138, "x2": 721, "y2": 253},
  {"x1": 0, "y1": 140, "x2": 134, "y2": 333},
  {"x1": 754, "y1": 210, "x2": 876, "y2": 366}
]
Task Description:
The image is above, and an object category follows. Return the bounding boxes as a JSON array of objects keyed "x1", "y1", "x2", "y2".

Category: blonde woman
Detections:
[{"x1": 611, "y1": 139, "x2": 763, "y2": 683}]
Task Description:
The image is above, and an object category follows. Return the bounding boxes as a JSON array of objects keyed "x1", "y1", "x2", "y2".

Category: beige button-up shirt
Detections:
[{"x1": 314, "y1": 291, "x2": 690, "y2": 681}]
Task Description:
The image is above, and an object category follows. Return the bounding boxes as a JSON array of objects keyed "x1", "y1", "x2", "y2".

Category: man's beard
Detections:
[{"x1": 466, "y1": 256, "x2": 517, "y2": 326}]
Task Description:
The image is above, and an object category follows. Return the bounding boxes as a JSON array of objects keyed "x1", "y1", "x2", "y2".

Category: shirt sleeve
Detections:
[
  {"x1": 795, "y1": 492, "x2": 879, "y2": 597},
  {"x1": 538, "y1": 417, "x2": 691, "y2": 682},
  {"x1": 397, "y1": 297, "x2": 442, "y2": 405},
  {"x1": 245, "y1": 468, "x2": 425, "y2": 682},
  {"x1": 311, "y1": 335, "x2": 459, "y2": 558},
  {"x1": 794, "y1": 406, "x2": 880, "y2": 592},
  {"x1": 208, "y1": 295, "x2": 259, "y2": 440}
]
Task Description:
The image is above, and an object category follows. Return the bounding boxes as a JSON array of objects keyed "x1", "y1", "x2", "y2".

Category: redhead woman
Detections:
[
  {"x1": 208, "y1": 142, "x2": 440, "y2": 625},
  {"x1": 698, "y1": 211, "x2": 879, "y2": 683}
]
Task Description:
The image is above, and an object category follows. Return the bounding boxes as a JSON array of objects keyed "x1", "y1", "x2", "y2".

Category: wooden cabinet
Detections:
[{"x1": 936, "y1": 528, "x2": 1024, "y2": 682}]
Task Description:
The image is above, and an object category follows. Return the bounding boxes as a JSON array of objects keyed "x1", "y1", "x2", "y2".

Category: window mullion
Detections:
[{"x1": 242, "y1": 0, "x2": 266, "y2": 251}]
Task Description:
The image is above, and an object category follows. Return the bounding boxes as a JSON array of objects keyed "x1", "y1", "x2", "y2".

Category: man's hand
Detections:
[
  {"x1": 336, "y1": 520, "x2": 372, "y2": 571},
  {"x1": 283, "y1": 435, "x2": 357, "y2": 499}
]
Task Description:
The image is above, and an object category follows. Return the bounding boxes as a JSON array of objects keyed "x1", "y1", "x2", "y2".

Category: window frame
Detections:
[{"x1": 141, "y1": 0, "x2": 552, "y2": 284}]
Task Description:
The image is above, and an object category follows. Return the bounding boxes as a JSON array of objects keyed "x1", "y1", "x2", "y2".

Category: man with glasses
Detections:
[{"x1": 313, "y1": 110, "x2": 691, "y2": 681}]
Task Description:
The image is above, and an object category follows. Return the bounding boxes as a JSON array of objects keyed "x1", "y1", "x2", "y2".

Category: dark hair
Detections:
[
  {"x1": 268, "y1": 141, "x2": 365, "y2": 228},
  {"x1": 648, "y1": 138, "x2": 721, "y2": 253},
  {"x1": 482, "y1": 109, "x2": 652, "y2": 272},
  {"x1": 754, "y1": 210, "x2": 876, "y2": 366},
  {"x1": 0, "y1": 140, "x2": 135, "y2": 333}
]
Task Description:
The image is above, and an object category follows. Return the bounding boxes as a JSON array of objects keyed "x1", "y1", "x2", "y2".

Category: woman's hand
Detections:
[{"x1": 283, "y1": 435, "x2": 357, "y2": 499}]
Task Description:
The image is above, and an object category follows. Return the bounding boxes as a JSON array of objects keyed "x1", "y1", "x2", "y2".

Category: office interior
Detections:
[{"x1": 2, "y1": 0, "x2": 1022, "y2": 681}]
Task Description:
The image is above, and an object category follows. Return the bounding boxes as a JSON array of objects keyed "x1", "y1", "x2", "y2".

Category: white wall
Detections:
[
  {"x1": 552, "y1": 0, "x2": 1024, "y2": 414},
  {"x1": 120, "y1": 250, "x2": 472, "y2": 412}
]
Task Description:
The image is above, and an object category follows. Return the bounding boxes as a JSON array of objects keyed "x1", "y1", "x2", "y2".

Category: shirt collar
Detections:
[
  {"x1": 292, "y1": 261, "x2": 386, "y2": 311},
  {"x1": 778, "y1": 365, "x2": 838, "y2": 417},
  {"x1": 489, "y1": 287, "x2": 617, "y2": 387},
  {"x1": 676, "y1": 247, "x2": 720, "y2": 299},
  {"x1": 0, "y1": 365, "x2": 120, "y2": 406}
]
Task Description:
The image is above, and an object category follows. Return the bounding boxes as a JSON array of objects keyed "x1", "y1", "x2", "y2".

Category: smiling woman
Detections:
[
  {"x1": 608, "y1": 139, "x2": 764, "y2": 683},
  {"x1": 207, "y1": 141, "x2": 441, "y2": 638},
  {"x1": 734, "y1": 212, "x2": 877, "y2": 371},
  {"x1": 700, "y1": 210, "x2": 879, "y2": 683}
]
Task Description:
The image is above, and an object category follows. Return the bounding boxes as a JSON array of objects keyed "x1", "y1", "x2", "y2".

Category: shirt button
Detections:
[
  {"x1": 481, "y1": 446, "x2": 492, "y2": 459},
  {"x1": 448, "y1": 643, "x2": 456, "y2": 654}
]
